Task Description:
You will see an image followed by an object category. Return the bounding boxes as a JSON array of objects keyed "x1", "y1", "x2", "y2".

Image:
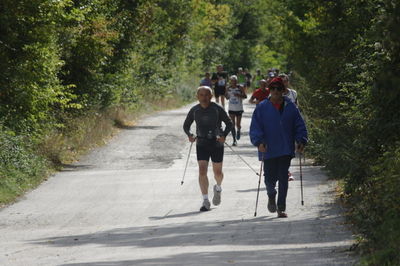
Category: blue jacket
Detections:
[{"x1": 249, "y1": 97, "x2": 308, "y2": 160}]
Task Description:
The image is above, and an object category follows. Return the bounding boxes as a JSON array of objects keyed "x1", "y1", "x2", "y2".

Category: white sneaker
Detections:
[
  {"x1": 212, "y1": 185, "x2": 222, "y2": 206},
  {"x1": 200, "y1": 199, "x2": 211, "y2": 211},
  {"x1": 288, "y1": 171, "x2": 295, "y2": 181}
]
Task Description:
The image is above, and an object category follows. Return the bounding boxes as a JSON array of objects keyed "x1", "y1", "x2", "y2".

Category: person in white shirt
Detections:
[
  {"x1": 279, "y1": 73, "x2": 298, "y2": 106},
  {"x1": 225, "y1": 75, "x2": 247, "y2": 146}
]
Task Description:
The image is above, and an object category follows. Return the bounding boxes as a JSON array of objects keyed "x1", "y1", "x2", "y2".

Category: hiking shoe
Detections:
[
  {"x1": 212, "y1": 185, "x2": 222, "y2": 206},
  {"x1": 288, "y1": 171, "x2": 295, "y2": 181},
  {"x1": 277, "y1": 210, "x2": 288, "y2": 218},
  {"x1": 232, "y1": 141, "x2": 237, "y2": 146},
  {"x1": 267, "y1": 196, "x2": 277, "y2": 213},
  {"x1": 237, "y1": 129, "x2": 241, "y2": 140},
  {"x1": 200, "y1": 199, "x2": 211, "y2": 212}
]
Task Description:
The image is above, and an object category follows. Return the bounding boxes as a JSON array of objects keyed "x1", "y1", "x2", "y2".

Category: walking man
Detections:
[
  {"x1": 252, "y1": 69, "x2": 264, "y2": 91},
  {"x1": 200, "y1": 72, "x2": 213, "y2": 87},
  {"x1": 183, "y1": 86, "x2": 233, "y2": 211},
  {"x1": 249, "y1": 77, "x2": 307, "y2": 218},
  {"x1": 237, "y1": 67, "x2": 247, "y2": 89},
  {"x1": 248, "y1": 79, "x2": 270, "y2": 104},
  {"x1": 211, "y1": 65, "x2": 228, "y2": 108}
]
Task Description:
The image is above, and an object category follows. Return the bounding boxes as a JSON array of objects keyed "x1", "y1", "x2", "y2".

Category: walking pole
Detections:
[
  {"x1": 224, "y1": 142, "x2": 259, "y2": 176},
  {"x1": 181, "y1": 141, "x2": 194, "y2": 185},
  {"x1": 254, "y1": 154, "x2": 264, "y2": 217},
  {"x1": 299, "y1": 152, "x2": 304, "y2": 205}
]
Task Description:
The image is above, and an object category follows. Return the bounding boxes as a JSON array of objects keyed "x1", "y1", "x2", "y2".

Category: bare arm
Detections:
[
  {"x1": 240, "y1": 85, "x2": 247, "y2": 99},
  {"x1": 249, "y1": 95, "x2": 256, "y2": 104}
]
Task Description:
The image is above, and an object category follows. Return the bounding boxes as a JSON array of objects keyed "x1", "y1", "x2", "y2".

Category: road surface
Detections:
[{"x1": 0, "y1": 100, "x2": 357, "y2": 265}]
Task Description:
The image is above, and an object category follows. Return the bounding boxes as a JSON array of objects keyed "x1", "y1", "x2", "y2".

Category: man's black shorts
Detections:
[
  {"x1": 214, "y1": 86, "x2": 226, "y2": 97},
  {"x1": 228, "y1": 110, "x2": 244, "y2": 117},
  {"x1": 196, "y1": 141, "x2": 224, "y2": 163}
]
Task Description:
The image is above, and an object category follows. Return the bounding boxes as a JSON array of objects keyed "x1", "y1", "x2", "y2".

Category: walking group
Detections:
[{"x1": 183, "y1": 64, "x2": 308, "y2": 218}]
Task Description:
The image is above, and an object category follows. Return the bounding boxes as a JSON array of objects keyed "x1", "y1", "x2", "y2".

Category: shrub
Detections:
[{"x1": 0, "y1": 127, "x2": 47, "y2": 205}]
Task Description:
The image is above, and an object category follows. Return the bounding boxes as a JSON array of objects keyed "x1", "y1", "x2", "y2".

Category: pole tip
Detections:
[
  {"x1": 181, "y1": 181, "x2": 184, "y2": 185},
  {"x1": 254, "y1": 212, "x2": 257, "y2": 217},
  {"x1": 301, "y1": 201, "x2": 304, "y2": 205}
]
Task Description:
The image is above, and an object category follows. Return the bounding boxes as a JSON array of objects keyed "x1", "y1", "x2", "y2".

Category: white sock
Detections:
[
  {"x1": 203, "y1": 194, "x2": 209, "y2": 200},
  {"x1": 215, "y1": 184, "x2": 222, "y2": 192}
]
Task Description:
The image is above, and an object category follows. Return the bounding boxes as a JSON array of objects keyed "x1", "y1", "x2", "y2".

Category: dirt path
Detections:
[{"x1": 0, "y1": 100, "x2": 357, "y2": 265}]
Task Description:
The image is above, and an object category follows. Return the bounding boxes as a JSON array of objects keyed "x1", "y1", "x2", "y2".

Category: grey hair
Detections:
[{"x1": 197, "y1": 86, "x2": 213, "y2": 95}]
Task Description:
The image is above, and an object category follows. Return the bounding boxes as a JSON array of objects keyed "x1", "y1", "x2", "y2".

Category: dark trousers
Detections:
[{"x1": 264, "y1": 155, "x2": 292, "y2": 211}]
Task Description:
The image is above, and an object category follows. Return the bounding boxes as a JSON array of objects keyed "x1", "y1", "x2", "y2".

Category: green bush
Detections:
[
  {"x1": 278, "y1": 0, "x2": 400, "y2": 264},
  {"x1": 352, "y1": 146, "x2": 400, "y2": 265},
  {"x1": 0, "y1": 127, "x2": 47, "y2": 204}
]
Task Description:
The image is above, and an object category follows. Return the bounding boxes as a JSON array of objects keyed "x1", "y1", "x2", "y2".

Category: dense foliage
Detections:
[
  {"x1": 0, "y1": 127, "x2": 47, "y2": 204},
  {"x1": 279, "y1": 0, "x2": 400, "y2": 264},
  {"x1": 0, "y1": 0, "x2": 283, "y2": 135}
]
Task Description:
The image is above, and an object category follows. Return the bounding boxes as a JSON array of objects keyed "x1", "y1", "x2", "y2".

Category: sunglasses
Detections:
[{"x1": 270, "y1": 86, "x2": 283, "y2": 91}]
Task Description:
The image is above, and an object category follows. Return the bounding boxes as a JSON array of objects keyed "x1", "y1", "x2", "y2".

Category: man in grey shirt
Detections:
[{"x1": 183, "y1": 86, "x2": 233, "y2": 211}]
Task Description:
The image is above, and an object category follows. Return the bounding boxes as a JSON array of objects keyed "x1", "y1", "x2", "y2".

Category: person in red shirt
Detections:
[{"x1": 248, "y1": 79, "x2": 270, "y2": 104}]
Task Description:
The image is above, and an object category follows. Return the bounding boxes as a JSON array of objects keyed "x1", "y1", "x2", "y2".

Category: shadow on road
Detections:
[
  {"x1": 59, "y1": 246, "x2": 353, "y2": 266},
  {"x1": 35, "y1": 217, "x2": 346, "y2": 248},
  {"x1": 59, "y1": 164, "x2": 94, "y2": 172},
  {"x1": 149, "y1": 211, "x2": 202, "y2": 220},
  {"x1": 116, "y1": 125, "x2": 162, "y2": 130},
  {"x1": 34, "y1": 199, "x2": 355, "y2": 265}
]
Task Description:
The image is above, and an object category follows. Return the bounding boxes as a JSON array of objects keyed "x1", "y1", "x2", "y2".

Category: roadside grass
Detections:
[
  {"x1": 0, "y1": 95, "x2": 192, "y2": 206},
  {"x1": 40, "y1": 96, "x2": 191, "y2": 166}
]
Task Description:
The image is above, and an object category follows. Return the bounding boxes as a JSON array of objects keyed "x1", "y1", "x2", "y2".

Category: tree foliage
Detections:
[
  {"x1": 279, "y1": 0, "x2": 400, "y2": 264},
  {"x1": 0, "y1": 0, "x2": 285, "y2": 137}
]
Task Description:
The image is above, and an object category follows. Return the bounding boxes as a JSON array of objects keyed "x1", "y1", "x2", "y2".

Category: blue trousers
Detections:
[{"x1": 264, "y1": 155, "x2": 292, "y2": 211}]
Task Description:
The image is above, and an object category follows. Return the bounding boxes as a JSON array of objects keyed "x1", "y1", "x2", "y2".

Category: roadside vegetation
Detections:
[
  {"x1": 279, "y1": 1, "x2": 400, "y2": 265},
  {"x1": 1, "y1": 0, "x2": 399, "y2": 264}
]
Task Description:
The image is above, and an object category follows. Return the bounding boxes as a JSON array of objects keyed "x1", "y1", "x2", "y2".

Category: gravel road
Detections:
[{"x1": 0, "y1": 100, "x2": 357, "y2": 265}]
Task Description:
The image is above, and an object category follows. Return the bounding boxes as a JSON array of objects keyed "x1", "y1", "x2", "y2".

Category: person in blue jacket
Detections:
[{"x1": 249, "y1": 77, "x2": 308, "y2": 218}]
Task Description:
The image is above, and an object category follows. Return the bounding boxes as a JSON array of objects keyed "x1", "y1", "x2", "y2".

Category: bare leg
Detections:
[
  {"x1": 229, "y1": 114, "x2": 237, "y2": 142},
  {"x1": 198, "y1": 160, "x2": 209, "y2": 195},
  {"x1": 212, "y1": 162, "x2": 223, "y2": 186},
  {"x1": 236, "y1": 115, "x2": 242, "y2": 131},
  {"x1": 211, "y1": 161, "x2": 223, "y2": 206},
  {"x1": 220, "y1": 96, "x2": 225, "y2": 108},
  {"x1": 229, "y1": 114, "x2": 236, "y2": 124}
]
